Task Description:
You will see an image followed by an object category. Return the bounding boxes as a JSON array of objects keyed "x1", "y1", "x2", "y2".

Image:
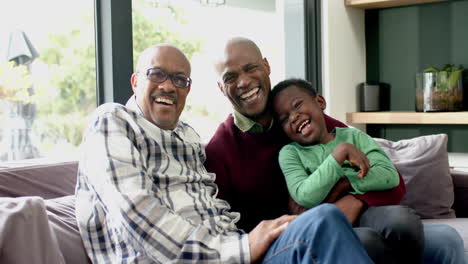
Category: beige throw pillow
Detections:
[{"x1": 374, "y1": 134, "x2": 455, "y2": 219}]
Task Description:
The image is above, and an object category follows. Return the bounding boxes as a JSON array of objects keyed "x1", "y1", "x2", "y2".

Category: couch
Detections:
[{"x1": 0, "y1": 134, "x2": 467, "y2": 263}]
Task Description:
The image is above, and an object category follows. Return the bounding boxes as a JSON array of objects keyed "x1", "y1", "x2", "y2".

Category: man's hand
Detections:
[
  {"x1": 248, "y1": 215, "x2": 297, "y2": 263},
  {"x1": 334, "y1": 195, "x2": 366, "y2": 226},
  {"x1": 332, "y1": 142, "x2": 370, "y2": 178}
]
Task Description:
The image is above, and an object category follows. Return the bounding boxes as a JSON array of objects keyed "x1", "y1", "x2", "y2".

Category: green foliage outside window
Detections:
[
  {"x1": 34, "y1": 1, "x2": 203, "y2": 151},
  {"x1": 132, "y1": 1, "x2": 202, "y2": 64},
  {"x1": 0, "y1": 61, "x2": 32, "y2": 102}
]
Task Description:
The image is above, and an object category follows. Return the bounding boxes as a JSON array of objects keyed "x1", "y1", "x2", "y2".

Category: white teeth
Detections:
[
  {"x1": 155, "y1": 97, "x2": 174, "y2": 105},
  {"x1": 297, "y1": 120, "x2": 310, "y2": 133},
  {"x1": 240, "y1": 88, "x2": 259, "y2": 99}
]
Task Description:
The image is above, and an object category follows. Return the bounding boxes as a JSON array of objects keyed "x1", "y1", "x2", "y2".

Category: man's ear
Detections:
[
  {"x1": 217, "y1": 81, "x2": 225, "y2": 95},
  {"x1": 316, "y1": 94, "x2": 327, "y2": 110},
  {"x1": 263, "y1": 58, "x2": 271, "y2": 75},
  {"x1": 130, "y1": 73, "x2": 138, "y2": 94}
]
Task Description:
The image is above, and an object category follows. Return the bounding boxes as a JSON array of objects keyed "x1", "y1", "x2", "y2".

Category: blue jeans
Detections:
[
  {"x1": 261, "y1": 204, "x2": 373, "y2": 264},
  {"x1": 423, "y1": 224, "x2": 466, "y2": 264},
  {"x1": 355, "y1": 205, "x2": 466, "y2": 264},
  {"x1": 356, "y1": 205, "x2": 424, "y2": 263}
]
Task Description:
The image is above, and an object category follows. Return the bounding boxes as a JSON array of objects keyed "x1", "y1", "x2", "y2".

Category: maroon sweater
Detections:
[{"x1": 205, "y1": 114, "x2": 405, "y2": 232}]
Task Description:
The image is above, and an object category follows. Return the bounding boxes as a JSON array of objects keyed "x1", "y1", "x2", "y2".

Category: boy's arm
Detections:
[
  {"x1": 353, "y1": 171, "x2": 406, "y2": 206},
  {"x1": 334, "y1": 195, "x2": 366, "y2": 225},
  {"x1": 279, "y1": 145, "x2": 344, "y2": 208},
  {"x1": 322, "y1": 176, "x2": 369, "y2": 226},
  {"x1": 323, "y1": 116, "x2": 404, "y2": 207},
  {"x1": 324, "y1": 130, "x2": 405, "y2": 207},
  {"x1": 346, "y1": 130, "x2": 400, "y2": 194},
  {"x1": 322, "y1": 177, "x2": 351, "y2": 203},
  {"x1": 288, "y1": 177, "x2": 367, "y2": 226}
]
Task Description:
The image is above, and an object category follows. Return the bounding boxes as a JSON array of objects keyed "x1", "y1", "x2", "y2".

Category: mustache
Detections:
[{"x1": 150, "y1": 91, "x2": 177, "y2": 102}]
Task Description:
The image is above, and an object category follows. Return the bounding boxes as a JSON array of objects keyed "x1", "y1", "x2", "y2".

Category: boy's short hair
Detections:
[{"x1": 269, "y1": 78, "x2": 318, "y2": 104}]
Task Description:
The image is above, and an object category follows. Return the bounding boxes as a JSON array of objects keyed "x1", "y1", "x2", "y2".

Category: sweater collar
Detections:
[{"x1": 232, "y1": 109, "x2": 273, "y2": 133}]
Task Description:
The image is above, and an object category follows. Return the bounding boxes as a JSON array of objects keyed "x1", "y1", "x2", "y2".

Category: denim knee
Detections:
[
  {"x1": 297, "y1": 204, "x2": 344, "y2": 226},
  {"x1": 263, "y1": 204, "x2": 373, "y2": 264},
  {"x1": 360, "y1": 205, "x2": 424, "y2": 263},
  {"x1": 284, "y1": 204, "x2": 347, "y2": 240},
  {"x1": 354, "y1": 227, "x2": 395, "y2": 264},
  {"x1": 439, "y1": 225, "x2": 462, "y2": 243},
  {"x1": 361, "y1": 205, "x2": 423, "y2": 241},
  {"x1": 423, "y1": 224, "x2": 465, "y2": 264},
  {"x1": 425, "y1": 224, "x2": 464, "y2": 251}
]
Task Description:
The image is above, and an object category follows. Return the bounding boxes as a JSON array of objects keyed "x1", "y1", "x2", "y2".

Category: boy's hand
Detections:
[
  {"x1": 332, "y1": 142, "x2": 370, "y2": 178},
  {"x1": 334, "y1": 195, "x2": 365, "y2": 225},
  {"x1": 248, "y1": 215, "x2": 297, "y2": 263}
]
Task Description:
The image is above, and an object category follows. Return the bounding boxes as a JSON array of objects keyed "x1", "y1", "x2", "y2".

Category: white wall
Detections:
[
  {"x1": 321, "y1": 0, "x2": 366, "y2": 130},
  {"x1": 284, "y1": 0, "x2": 306, "y2": 79}
]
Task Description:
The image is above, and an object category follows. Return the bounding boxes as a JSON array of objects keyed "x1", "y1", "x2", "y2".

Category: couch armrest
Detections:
[
  {"x1": 451, "y1": 169, "x2": 468, "y2": 217},
  {"x1": 0, "y1": 160, "x2": 78, "y2": 199}
]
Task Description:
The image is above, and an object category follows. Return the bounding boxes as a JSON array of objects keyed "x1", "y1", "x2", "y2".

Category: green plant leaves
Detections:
[
  {"x1": 436, "y1": 71, "x2": 448, "y2": 93},
  {"x1": 422, "y1": 64, "x2": 464, "y2": 92},
  {"x1": 448, "y1": 69, "x2": 463, "y2": 90},
  {"x1": 423, "y1": 66, "x2": 439, "y2": 73}
]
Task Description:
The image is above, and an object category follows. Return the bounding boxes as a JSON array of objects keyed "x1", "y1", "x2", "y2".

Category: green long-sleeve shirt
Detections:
[{"x1": 279, "y1": 127, "x2": 399, "y2": 208}]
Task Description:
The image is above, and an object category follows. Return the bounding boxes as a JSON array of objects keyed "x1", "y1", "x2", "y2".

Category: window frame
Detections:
[
  {"x1": 94, "y1": 0, "x2": 133, "y2": 105},
  {"x1": 95, "y1": 0, "x2": 318, "y2": 102},
  {"x1": 304, "y1": 0, "x2": 321, "y2": 93}
]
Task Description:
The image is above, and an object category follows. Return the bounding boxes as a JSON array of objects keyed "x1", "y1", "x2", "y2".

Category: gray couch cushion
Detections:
[
  {"x1": 375, "y1": 134, "x2": 455, "y2": 219},
  {"x1": 45, "y1": 195, "x2": 91, "y2": 264},
  {"x1": 0, "y1": 161, "x2": 78, "y2": 199}
]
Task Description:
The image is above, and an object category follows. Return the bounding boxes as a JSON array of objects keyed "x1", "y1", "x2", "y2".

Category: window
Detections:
[
  {"x1": 132, "y1": 0, "x2": 286, "y2": 142},
  {"x1": 0, "y1": 0, "x2": 301, "y2": 164},
  {"x1": 0, "y1": 0, "x2": 96, "y2": 163}
]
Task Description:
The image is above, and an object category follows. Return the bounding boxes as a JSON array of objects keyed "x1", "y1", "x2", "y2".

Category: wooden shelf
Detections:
[
  {"x1": 345, "y1": 0, "x2": 447, "y2": 9},
  {"x1": 346, "y1": 111, "x2": 468, "y2": 124}
]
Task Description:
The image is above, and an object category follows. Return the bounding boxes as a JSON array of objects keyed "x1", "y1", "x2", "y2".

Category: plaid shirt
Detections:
[{"x1": 75, "y1": 98, "x2": 250, "y2": 264}]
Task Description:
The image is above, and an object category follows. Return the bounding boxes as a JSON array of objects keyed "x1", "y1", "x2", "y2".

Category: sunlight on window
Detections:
[
  {"x1": 133, "y1": 0, "x2": 285, "y2": 143},
  {"x1": 0, "y1": 0, "x2": 96, "y2": 163},
  {"x1": 0, "y1": 0, "x2": 285, "y2": 164}
]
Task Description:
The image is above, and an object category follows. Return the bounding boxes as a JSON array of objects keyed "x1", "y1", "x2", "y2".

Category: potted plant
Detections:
[{"x1": 415, "y1": 64, "x2": 464, "y2": 112}]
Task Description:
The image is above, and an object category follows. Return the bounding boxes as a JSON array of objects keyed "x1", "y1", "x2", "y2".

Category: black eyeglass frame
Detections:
[{"x1": 144, "y1": 67, "x2": 192, "y2": 89}]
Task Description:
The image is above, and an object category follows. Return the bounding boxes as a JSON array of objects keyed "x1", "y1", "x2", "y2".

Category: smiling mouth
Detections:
[
  {"x1": 151, "y1": 93, "x2": 175, "y2": 106},
  {"x1": 296, "y1": 119, "x2": 310, "y2": 134},
  {"x1": 155, "y1": 97, "x2": 174, "y2": 105},
  {"x1": 240, "y1": 88, "x2": 260, "y2": 102}
]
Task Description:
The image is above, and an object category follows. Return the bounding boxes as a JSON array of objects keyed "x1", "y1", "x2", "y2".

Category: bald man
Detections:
[
  {"x1": 206, "y1": 37, "x2": 466, "y2": 264},
  {"x1": 207, "y1": 37, "x2": 352, "y2": 231},
  {"x1": 75, "y1": 44, "x2": 373, "y2": 263}
]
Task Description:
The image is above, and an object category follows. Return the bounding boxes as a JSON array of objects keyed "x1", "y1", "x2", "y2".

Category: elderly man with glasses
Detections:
[{"x1": 75, "y1": 44, "x2": 375, "y2": 263}]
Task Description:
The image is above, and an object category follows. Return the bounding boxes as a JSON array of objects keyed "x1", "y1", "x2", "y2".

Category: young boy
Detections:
[
  {"x1": 270, "y1": 78, "x2": 424, "y2": 264},
  {"x1": 270, "y1": 78, "x2": 400, "y2": 211}
]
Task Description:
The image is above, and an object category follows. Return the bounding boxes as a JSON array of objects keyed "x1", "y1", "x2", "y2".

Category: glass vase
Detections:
[{"x1": 415, "y1": 72, "x2": 463, "y2": 112}]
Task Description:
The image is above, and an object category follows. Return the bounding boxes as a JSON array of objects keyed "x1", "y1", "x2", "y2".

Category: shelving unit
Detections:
[
  {"x1": 343, "y1": 0, "x2": 468, "y2": 152},
  {"x1": 345, "y1": 0, "x2": 447, "y2": 9},
  {"x1": 346, "y1": 111, "x2": 468, "y2": 124}
]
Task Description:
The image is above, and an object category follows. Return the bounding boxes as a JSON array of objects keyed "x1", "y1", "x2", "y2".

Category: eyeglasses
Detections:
[{"x1": 145, "y1": 68, "x2": 192, "y2": 89}]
